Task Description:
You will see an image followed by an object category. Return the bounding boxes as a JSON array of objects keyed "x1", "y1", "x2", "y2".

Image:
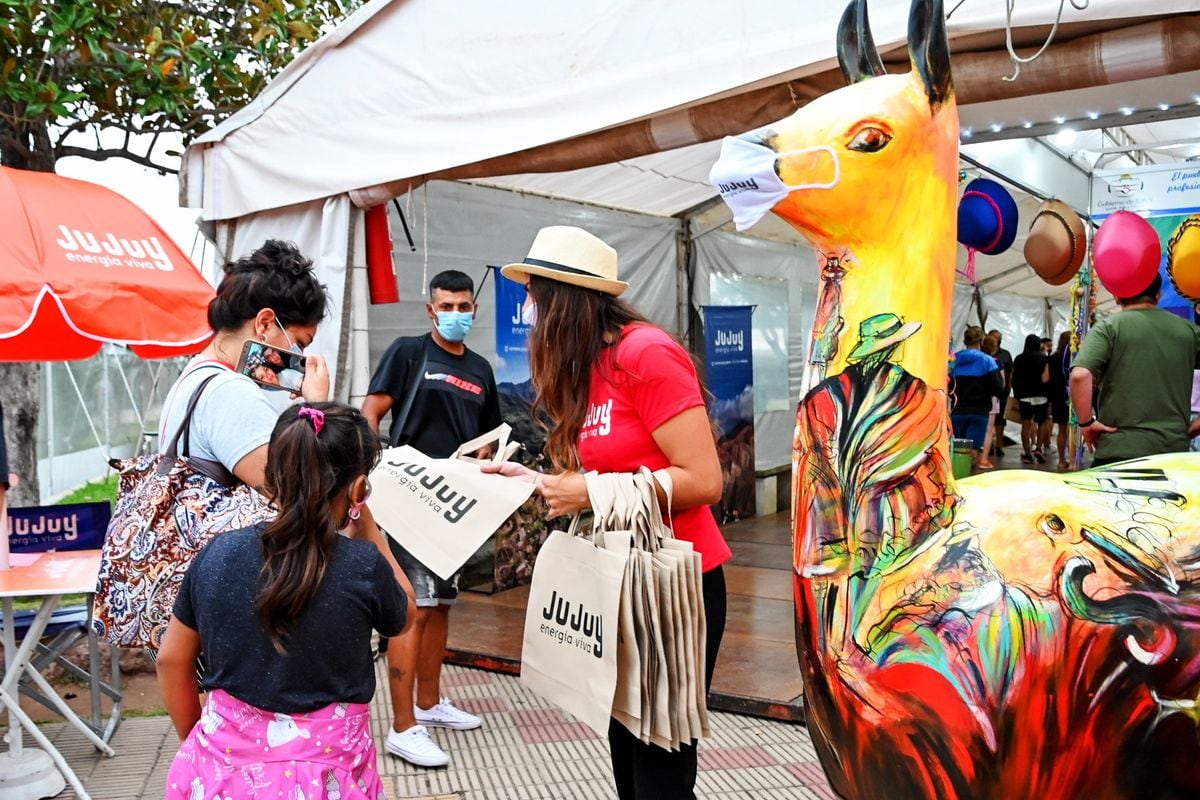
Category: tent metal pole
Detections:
[
  {"x1": 960, "y1": 153, "x2": 1049, "y2": 201},
  {"x1": 978, "y1": 263, "x2": 1032, "y2": 288},
  {"x1": 64, "y1": 362, "x2": 109, "y2": 462},
  {"x1": 46, "y1": 363, "x2": 55, "y2": 499},
  {"x1": 972, "y1": 284, "x2": 987, "y2": 328}
]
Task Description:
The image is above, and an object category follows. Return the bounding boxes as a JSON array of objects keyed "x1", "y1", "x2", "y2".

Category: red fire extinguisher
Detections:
[{"x1": 364, "y1": 204, "x2": 399, "y2": 304}]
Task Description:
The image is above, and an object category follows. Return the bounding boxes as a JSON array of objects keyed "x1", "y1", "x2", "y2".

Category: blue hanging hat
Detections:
[
  {"x1": 956, "y1": 177, "x2": 1019, "y2": 282},
  {"x1": 958, "y1": 178, "x2": 1019, "y2": 254}
]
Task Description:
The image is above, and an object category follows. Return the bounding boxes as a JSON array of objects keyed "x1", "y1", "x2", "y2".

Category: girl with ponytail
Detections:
[
  {"x1": 158, "y1": 240, "x2": 333, "y2": 492},
  {"x1": 157, "y1": 402, "x2": 415, "y2": 800}
]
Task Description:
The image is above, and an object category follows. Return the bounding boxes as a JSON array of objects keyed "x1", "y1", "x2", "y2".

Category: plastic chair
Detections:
[{"x1": 2, "y1": 501, "x2": 122, "y2": 743}]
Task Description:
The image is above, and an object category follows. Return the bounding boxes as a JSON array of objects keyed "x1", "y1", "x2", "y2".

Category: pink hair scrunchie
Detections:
[{"x1": 297, "y1": 406, "x2": 325, "y2": 436}]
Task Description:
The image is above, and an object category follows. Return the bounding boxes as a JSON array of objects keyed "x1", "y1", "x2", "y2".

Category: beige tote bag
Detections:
[
  {"x1": 520, "y1": 515, "x2": 627, "y2": 736},
  {"x1": 370, "y1": 424, "x2": 533, "y2": 579}
]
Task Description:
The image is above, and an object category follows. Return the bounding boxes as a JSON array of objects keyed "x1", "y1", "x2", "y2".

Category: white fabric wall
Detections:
[
  {"x1": 951, "y1": 284, "x2": 1072, "y2": 348},
  {"x1": 364, "y1": 182, "x2": 680, "y2": 389},
  {"x1": 692, "y1": 229, "x2": 818, "y2": 471}
]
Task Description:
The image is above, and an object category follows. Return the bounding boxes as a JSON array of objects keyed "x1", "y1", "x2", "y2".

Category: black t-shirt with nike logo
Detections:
[{"x1": 368, "y1": 333, "x2": 501, "y2": 457}]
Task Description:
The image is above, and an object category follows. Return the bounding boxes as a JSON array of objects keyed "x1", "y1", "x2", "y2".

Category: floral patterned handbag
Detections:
[{"x1": 92, "y1": 372, "x2": 274, "y2": 649}]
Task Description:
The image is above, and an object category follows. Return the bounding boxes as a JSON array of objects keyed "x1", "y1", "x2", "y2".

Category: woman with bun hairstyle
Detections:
[
  {"x1": 487, "y1": 226, "x2": 729, "y2": 800},
  {"x1": 158, "y1": 402, "x2": 415, "y2": 799},
  {"x1": 158, "y1": 240, "x2": 331, "y2": 490}
]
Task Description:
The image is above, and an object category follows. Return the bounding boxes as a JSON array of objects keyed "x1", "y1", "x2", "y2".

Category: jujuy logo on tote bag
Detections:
[
  {"x1": 540, "y1": 590, "x2": 604, "y2": 659},
  {"x1": 379, "y1": 458, "x2": 478, "y2": 524}
]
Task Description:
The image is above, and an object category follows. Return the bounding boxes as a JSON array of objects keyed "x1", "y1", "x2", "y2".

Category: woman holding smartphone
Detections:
[
  {"x1": 487, "y1": 226, "x2": 729, "y2": 800},
  {"x1": 158, "y1": 240, "x2": 331, "y2": 490}
]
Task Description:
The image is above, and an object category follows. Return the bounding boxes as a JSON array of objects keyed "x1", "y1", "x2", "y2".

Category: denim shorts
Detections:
[{"x1": 386, "y1": 535, "x2": 460, "y2": 607}]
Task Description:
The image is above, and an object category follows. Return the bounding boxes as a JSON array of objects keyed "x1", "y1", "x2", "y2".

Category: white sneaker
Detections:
[
  {"x1": 414, "y1": 697, "x2": 483, "y2": 731},
  {"x1": 385, "y1": 725, "x2": 449, "y2": 767}
]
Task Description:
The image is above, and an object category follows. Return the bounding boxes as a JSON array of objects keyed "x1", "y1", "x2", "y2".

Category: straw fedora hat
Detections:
[
  {"x1": 1023, "y1": 199, "x2": 1087, "y2": 286},
  {"x1": 501, "y1": 226, "x2": 629, "y2": 296},
  {"x1": 846, "y1": 313, "x2": 922, "y2": 361}
]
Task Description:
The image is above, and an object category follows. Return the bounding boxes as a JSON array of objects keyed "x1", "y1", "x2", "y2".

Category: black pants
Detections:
[{"x1": 608, "y1": 564, "x2": 727, "y2": 800}]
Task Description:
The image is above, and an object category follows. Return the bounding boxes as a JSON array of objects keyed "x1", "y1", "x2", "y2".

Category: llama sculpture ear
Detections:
[
  {"x1": 836, "y1": 0, "x2": 886, "y2": 85},
  {"x1": 908, "y1": 0, "x2": 954, "y2": 109}
]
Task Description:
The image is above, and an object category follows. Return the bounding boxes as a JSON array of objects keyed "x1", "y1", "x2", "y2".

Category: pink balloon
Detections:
[{"x1": 1092, "y1": 211, "x2": 1162, "y2": 298}]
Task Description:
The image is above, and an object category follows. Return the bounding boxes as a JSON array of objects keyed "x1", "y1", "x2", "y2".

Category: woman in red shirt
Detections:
[{"x1": 493, "y1": 225, "x2": 730, "y2": 800}]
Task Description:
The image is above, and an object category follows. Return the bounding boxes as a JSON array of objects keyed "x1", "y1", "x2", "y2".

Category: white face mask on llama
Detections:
[{"x1": 709, "y1": 136, "x2": 840, "y2": 231}]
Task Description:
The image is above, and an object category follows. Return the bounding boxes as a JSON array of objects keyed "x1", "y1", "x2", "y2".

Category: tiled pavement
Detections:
[{"x1": 23, "y1": 663, "x2": 835, "y2": 799}]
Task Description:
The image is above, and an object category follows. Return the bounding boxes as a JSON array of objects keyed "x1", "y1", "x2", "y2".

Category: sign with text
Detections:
[
  {"x1": 702, "y1": 305, "x2": 755, "y2": 523},
  {"x1": 7, "y1": 501, "x2": 111, "y2": 552},
  {"x1": 1092, "y1": 164, "x2": 1200, "y2": 221},
  {"x1": 494, "y1": 266, "x2": 532, "y2": 385}
]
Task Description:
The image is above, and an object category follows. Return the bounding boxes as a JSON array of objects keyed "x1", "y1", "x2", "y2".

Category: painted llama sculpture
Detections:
[{"x1": 711, "y1": 1, "x2": 1200, "y2": 798}]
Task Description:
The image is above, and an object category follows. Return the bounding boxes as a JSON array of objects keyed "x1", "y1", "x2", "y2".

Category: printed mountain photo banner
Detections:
[
  {"x1": 1148, "y1": 215, "x2": 1197, "y2": 322},
  {"x1": 703, "y1": 305, "x2": 755, "y2": 523}
]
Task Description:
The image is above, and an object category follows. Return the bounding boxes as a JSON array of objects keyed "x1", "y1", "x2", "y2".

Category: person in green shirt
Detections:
[{"x1": 1070, "y1": 274, "x2": 1200, "y2": 466}]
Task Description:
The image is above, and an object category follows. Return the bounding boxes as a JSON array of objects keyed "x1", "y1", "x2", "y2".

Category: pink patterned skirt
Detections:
[{"x1": 165, "y1": 689, "x2": 386, "y2": 800}]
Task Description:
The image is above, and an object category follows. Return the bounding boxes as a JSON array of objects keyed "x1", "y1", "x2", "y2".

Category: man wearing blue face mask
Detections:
[{"x1": 362, "y1": 269, "x2": 501, "y2": 769}]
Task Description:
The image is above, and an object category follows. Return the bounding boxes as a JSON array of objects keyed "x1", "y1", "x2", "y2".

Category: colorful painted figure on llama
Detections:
[{"x1": 710, "y1": 1, "x2": 1200, "y2": 798}]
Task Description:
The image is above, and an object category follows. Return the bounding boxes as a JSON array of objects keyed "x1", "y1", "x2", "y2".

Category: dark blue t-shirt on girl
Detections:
[{"x1": 173, "y1": 525, "x2": 408, "y2": 714}]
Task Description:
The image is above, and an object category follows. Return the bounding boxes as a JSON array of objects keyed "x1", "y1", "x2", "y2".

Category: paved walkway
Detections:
[{"x1": 23, "y1": 663, "x2": 835, "y2": 799}]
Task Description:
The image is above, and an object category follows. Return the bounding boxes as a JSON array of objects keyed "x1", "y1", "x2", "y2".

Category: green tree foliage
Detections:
[
  {"x1": 0, "y1": 0, "x2": 360, "y2": 505},
  {"x1": 0, "y1": 0, "x2": 361, "y2": 172}
]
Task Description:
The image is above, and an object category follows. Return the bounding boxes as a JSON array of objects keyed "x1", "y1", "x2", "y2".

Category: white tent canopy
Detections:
[{"x1": 183, "y1": 0, "x2": 1199, "y2": 221}]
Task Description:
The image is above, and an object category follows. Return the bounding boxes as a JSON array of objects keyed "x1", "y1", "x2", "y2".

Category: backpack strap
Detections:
[{"x1": 390, "y1": 348, "x2": 428, "y2": 445}]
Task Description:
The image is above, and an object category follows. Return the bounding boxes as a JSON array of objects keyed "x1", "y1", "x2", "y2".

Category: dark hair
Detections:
[
  {"x1": 429, "y1": 270, "x2": 474, "y2": 298},
  {"x1": 1118, "y1": 273, "x2": 1163, "y2": 306},
  {"x1": 1021, "y1": 333, "x2": 1042, "y2": 356},
  {"x1": 207, "y1": 240, "x2": 328, "y2": 332},
  {"x1": 527, "y1": 276, "x2": 651, "y2": 470},
  {"x1": 1054, "y1": 330, "x2": 1071, "y2": 355},
  {"x1": 257, "y1": 402, "x2": 380, "y2": 654}
]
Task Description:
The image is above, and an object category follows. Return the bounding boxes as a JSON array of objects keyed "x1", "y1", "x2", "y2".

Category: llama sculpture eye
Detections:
[
  {"x1": 848, "y1": 127, "x2": 892, "y2": 153},
  {"x1": 1040, "y1": 513, "x2": 1069, "y2": 538}
]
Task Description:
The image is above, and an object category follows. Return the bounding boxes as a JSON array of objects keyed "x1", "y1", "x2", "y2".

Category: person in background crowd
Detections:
[
  {"x1": 1071, "y1": 275, "x2": 1200, "y2": 466},
  {"x1": 950, "y1": 326, "x2": 1004, "y2": 470},
  {"x1": 1046, "y1": 331, "x2": 1073, "y2": 470},
  {"x1": 158, "y1": 240, "x2": 331, "y2": 493},
  {"x1": 987, "y1": 329, "x2": 1014, "y2": 458},
  {"x1": 1012, "y1": 333, "x2": 1051, "y2": 465},
  {"x1": 157, "y1": 403, "x2": 414, "y2": 799},
  {"x1": 1040, "y1": 337, "x2": 1053, "y2": 356},
  {"x1": 362, "y1": 269, "x2": 501, "y2": 768},
  {"x1": 977, "y1": 334, "x2": 1004, "y2": 469},
  {"x1": 488, "y1": 225, "x2": 729, "y2": 800}
]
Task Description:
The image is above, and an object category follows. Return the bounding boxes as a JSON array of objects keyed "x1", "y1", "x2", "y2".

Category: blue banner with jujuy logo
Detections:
[
  {"x1": 702, "y1": 305, "x2": 755, "y2": 523},
  {"x1": 494, "y1": 266, "x2": 533, "y2": 386}
]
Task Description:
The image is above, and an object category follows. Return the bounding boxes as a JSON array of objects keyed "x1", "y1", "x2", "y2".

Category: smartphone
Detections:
[{"x1": 236, "y1": 340, "x2": 307, "y2": 393}]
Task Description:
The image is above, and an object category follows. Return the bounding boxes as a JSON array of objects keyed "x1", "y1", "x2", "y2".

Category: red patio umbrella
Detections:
[{"x1": 0, "y1": 165, "x2": 214, "y2": 362}]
